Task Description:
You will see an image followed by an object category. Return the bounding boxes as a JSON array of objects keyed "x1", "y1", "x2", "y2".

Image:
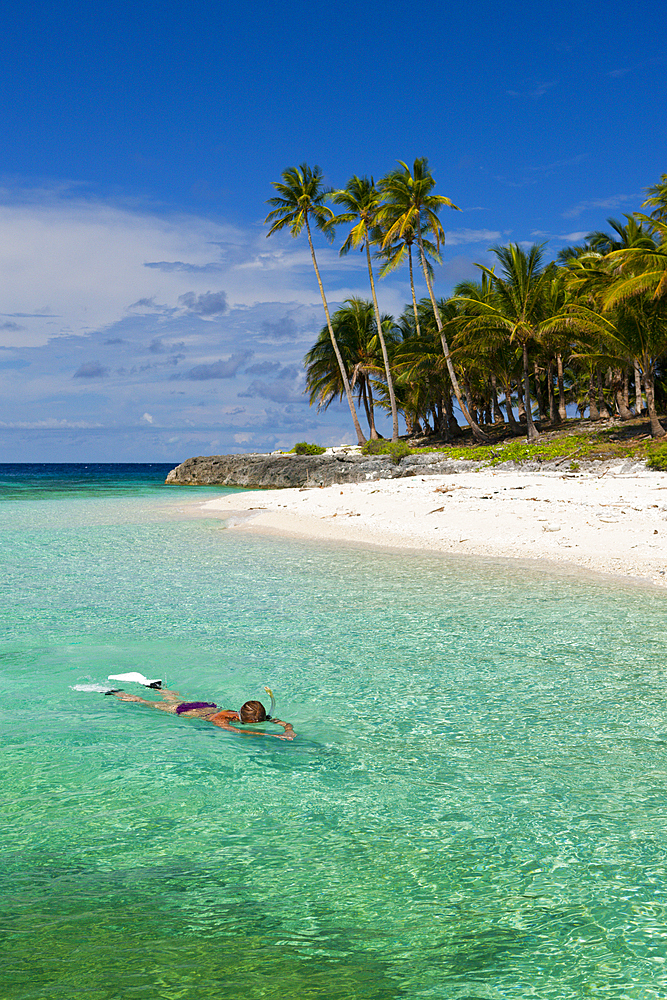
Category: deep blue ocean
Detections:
[{"x1": 2, "y1": 463, "x2": 667, "y2": 999}]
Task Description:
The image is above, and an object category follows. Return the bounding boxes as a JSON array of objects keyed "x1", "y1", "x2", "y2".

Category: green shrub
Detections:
[
  {"x1": 647, "y1": 445, "x2": 667, "y2": 471},
  {"x1": 361, "y1": 439, "x2": 412, "y2": 464},
  {"x1": 292, "y1": 441, "x2": 326, "y2": 456}
]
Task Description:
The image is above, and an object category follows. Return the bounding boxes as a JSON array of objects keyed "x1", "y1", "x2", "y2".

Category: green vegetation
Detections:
[
  {"x1": 267, "y1": 163, "x2": 667, "y2": 450},
  {"x1": 361, "y1": 439, "x2": 412, "y2": 463},
  {"x1": 392, "y1": 423, "x2": 667, "y2": 467},
  {"x1": 292, "y1": 442, "x2": 327, "y2": 455},
  {"x1": 646, "y1": 444, "x2": 667, "y2": 470}
]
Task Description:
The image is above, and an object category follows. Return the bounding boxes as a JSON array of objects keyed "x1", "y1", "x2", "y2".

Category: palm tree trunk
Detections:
[
  {"x1": 547, "y1": 361, "x2": 558, "y2": 424},
  {"x1": 367, "y1": 377, "x2": 379, "y2": 438},
  {"x1": 615, "y1": 368, "x2": 633, "y2": 420},
  {"x1": 516, "y1": 379, "x2": 526, "y2": 422},
  {"x1": 523, "y1": 343, "x2": 539, "y2": 442},
  {"x1": 533, "y1": 361, "x2": 547, "y2": 421},
  {"x1": 365, "y1": 241, "x2": 399, "y2": 441},
  {"x1": 304, "y1": 216, "x2": 366, "y2": 445},
  {"x1": 622, "y1": 368, "x2": 631, "y2": 414},
  {"x1": 408, "y1": 245, "x2": 421, "y2": 337},
  {"x1": 644, "y1": 368, "x2": 666, "y2": 437},
  {"x1": 440, "y1": 395, "x2": 451, "y2": 441},
  {"x1": 557, "y1": 353, "x2": 567, "y2": 421},
  {"x1": 491, "y1": 374, "x2": 504, "y2": 423},
  {"x1": 445, "y1": 393, "x2": 461, "y2": 437},
  {"x1": 416, "y1": 231, "x2": 490, "y2": 443},
  {"x1": 503, "y1": 379, "x2": 520, "y2": 433},
  {"x1": 597, "y1": 369, "x2": 611, "y2": 418},
  {"x1": 634, "y1": 361, "x2": 644, "y2": 415},
  {"x1": 359, "y1": 377, "x2": 373, "y2": 436},
  {"x1": 588, "y1": 372, "x2": 600, "y2": 420}
]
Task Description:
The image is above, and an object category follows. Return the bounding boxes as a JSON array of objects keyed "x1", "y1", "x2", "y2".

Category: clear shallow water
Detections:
[{"x1": 2, "y1": 465, "x2": 667, "y2": 999}]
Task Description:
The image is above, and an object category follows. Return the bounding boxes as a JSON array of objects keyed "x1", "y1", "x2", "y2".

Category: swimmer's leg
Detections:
[
  {"x1": 110, "y1": 692, "x2": 179, "y2": 713},
  {"x1": 148, "y1": 686, "x2": 183, "y2": 704}
]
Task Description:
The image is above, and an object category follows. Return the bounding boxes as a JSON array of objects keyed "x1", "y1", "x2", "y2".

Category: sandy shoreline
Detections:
[{"x1": 198, "y1": 464, "x2": 667, "y2": 588}]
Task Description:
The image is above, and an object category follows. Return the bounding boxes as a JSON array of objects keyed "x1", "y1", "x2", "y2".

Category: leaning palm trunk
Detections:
[
  {"x1": 522, "y1": 343, "x2": 539, "y2": 442},
  {"x1": 408, "y1": 245, "x2": 421, "y2": 338},
  {"x1": 365, "y1": 241, "x2": 399, "y2": 441},
  {"x1": 305, "y1": 217, "x2": 366, "y2": 445},
  {"x1": 416, "y1": 232, "x2": 489, "y2": 443}
]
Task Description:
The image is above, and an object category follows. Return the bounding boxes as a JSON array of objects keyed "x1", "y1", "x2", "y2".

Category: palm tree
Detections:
[
  {"x1": 455, "y1": 243, "x2": 556, "y2": 443},
  {"x1": 603, "y1": 216, "x2": 667, "y2": 304},
  {"x1": 586, "y1": 215, "x2": 657, "y2": 255},
  {"x1": 453, "y1": 273, "x2": 522, "y2": 434},
  {"x1": 642, "y1": 174, "x2": 667, "y2": 223},
  {"x1": 327, "y1": 175, "x2": 400, "y2": 440},
  {"x1": 553, "y1": 249, "x2": 667, "y2": 436},
  {"x1": 304, "y1": 298, "x2": 398, "y2": 438},
  {"x1": 393, "y1": 298, "x2": 461, "y2": 439},
  {"x1": 265, "y1": 163, "x2": 366, "y2": 445},
  {"x1": 378, "y1": 158, "x2": 490, "y2": 444}
]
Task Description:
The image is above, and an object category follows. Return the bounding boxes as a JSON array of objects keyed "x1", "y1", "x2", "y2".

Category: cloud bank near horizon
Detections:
[{"x1": 0, "y1": 187, "x2": 587, "y2": 461}]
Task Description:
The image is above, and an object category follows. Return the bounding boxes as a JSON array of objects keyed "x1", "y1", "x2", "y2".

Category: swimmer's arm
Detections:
[
  {"x1": 208, "y1": 712, "x2": 295, "y2": 739},
  {"x1": 208, "y1": 711, "x2": 264, "y2": 737},
  {"x1": 271, "y1": 718, "x2": 296, "y2": 740}
]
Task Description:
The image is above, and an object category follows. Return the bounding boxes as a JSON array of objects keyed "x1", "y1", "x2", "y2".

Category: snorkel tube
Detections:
[{"x1": 264, "y1": 685, "x2": 276, "y2": 721}]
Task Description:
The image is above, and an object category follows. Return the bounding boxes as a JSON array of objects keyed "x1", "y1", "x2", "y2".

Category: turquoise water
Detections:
[{"x1": 3, "y1": 464, "x2": 667, "y2": 999}]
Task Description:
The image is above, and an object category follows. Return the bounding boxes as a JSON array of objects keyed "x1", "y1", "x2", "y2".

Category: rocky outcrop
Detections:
[{"x1": 165, "y1": 452, "x2": 480, "y2": 488}]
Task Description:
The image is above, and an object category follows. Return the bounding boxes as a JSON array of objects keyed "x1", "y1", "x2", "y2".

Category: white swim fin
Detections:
[{"x1": 108, "y1": 671, "x2": 162, "y2": 688}]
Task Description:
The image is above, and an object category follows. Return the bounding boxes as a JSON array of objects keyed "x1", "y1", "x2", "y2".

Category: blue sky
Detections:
[{"x1": 1, "y1": 0, "x2": 665, "y2": 461}]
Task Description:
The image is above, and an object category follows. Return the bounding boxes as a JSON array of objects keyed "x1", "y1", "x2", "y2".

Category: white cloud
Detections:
[
  {"x1": 445, "y1": 229, "x2": 502, "y2": 246},
  {"x1": 562, "y1": 194, "x2": 637, "y2": 219},
  {"x1": 0, "y1": 195, "x2": 355, "y2": 350},
  {"x1": 0, "y1": 418, "x2": 103, "y2": 428},
  {"x1": 0, "y1": 186, "x2": 465, "y2": 458}
]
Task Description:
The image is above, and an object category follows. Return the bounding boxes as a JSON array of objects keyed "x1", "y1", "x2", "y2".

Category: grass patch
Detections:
[
  {"x1": 409, "y1": 429, "x2": 660, "y2": 466},
  {"x1": 361, "y1": 439, "x2": 413, "y2": 464},
  {"x1": 291, "y1": 441, "x2": 326, "y2": 455}
]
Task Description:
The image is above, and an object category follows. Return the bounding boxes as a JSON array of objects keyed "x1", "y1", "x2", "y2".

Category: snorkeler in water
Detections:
[{"x1": 107, "y1": 685, "x2": 295, "y2": 740}]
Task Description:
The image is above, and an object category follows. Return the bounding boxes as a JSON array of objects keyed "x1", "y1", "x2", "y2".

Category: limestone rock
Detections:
[{"x1": 164, "y1": 452, "x2": 479, "y2": 488}]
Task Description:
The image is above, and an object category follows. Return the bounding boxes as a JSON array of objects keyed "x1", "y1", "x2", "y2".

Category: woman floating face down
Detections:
[{"x1": 108, "y1": 687, "x2": 295, "y2": 739}]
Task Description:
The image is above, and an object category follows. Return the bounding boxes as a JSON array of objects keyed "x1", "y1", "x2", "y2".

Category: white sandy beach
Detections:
[{"x1": 199, "y1": 464, "x2": 667, "y2": 588}]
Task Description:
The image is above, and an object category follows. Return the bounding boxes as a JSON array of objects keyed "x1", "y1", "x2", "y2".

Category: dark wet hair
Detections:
[{"x1": 240, "y1": 700, "x2": 267, "y2": 724}]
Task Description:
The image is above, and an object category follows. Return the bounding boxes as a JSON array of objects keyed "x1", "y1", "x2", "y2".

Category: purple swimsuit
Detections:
[{"x1": 175, "y1": 701, "x2": 217, "y2": 715}]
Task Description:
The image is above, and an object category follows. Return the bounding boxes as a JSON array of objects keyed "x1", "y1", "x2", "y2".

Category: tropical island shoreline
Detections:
[{"x1": 194, "y1": 463, "x2": 667, "y2": 589}]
